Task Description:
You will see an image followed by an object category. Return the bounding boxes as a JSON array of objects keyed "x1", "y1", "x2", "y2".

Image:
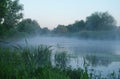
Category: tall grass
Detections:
[
  {"x1": 0, "y1": 46, "x2": 52, "y2": 79},
  {"x1": 55, "y1": 51, "x2": 69, "y2": 69},
  {"x1": 0, "y1": 46, "x2": 120, "y2": 79}
]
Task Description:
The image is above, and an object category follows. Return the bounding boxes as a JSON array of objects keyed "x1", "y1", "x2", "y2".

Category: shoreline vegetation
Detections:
[{"x1": 0, "y1": 45, "x2": 120, "y2": 79}]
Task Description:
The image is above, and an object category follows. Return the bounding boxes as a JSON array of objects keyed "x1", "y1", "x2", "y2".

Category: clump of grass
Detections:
[
  {"x1": 0, "y1": 45, "x2": 52, "y2": 79},
  {"x1": 55, "y1": 51, "x2": 69, "y2": 69}
]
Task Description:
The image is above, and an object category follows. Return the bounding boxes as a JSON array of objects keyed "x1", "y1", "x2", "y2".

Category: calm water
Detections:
[{"x1": 15, "y1": 36, "x2": 120, "y2": 75}]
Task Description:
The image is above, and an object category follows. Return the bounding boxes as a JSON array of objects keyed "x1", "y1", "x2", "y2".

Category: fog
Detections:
[
  {"x1": 16, "y1": 36, "x2": 120, "y2": 55},
  {"x1": 10, "y1": 36, "x2": 119, "y2": 71}
]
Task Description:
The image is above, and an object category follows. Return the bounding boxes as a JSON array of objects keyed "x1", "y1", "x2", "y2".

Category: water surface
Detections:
[{"x1": 15, "y1": 36, "x2": 120, "y2": 75}]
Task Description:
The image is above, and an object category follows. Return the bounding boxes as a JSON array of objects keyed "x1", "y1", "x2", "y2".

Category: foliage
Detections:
[
  {"x1": 52, "y1": 20, "x2": 85, "y2": 34},
  {"x1": 0, "y1": 45, "x2": 52, "y2": 79},
  {"x1": 86, "y1": 12, "x2": 116, "y2": 31},
  {"x1": 0, "y1": 0, "x2": 23, "y2": 37},
  {"x1": 52, "y1": 12, "x2": 117, "y2": 34},
  {"x1": 3, "y1": 0, "x2": 23, "y2": 29},
  {"x1": 0, "y1": 46, "x2": 120, "y2": 79},
  {"x1": 52, "y1": 12, "x2": 118, "y2": 39},
  {"x1": 0, "y1": 25, "x2": 7, "y2": 37},
  {"x1": 0, "y1": 0, "x2": 9, "y2": 23},
  {"x1": 67, "y1": 20, "x2": 85, "y2": 32},
  {"x1": 40, "y1": 27, "x2": 50, "y2": 34},
  {"x1": 17, "y1": 19, "x2": 41, "y2": 34},
  {"x1": 53, "y1": 25, "x2": 68, "y2": 34},
  {"x1": 55, "y1": 52, "x2": 69, "y2": 69}
]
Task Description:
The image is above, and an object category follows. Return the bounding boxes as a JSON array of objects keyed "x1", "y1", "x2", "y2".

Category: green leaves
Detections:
[{"x1": 3, "y1": 0, "x2": 23, "y2": 29}]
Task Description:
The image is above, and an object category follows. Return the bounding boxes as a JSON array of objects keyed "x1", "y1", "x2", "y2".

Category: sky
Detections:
[{"x1": 20, "y1": 0, "x2": 120, "y2": 29}]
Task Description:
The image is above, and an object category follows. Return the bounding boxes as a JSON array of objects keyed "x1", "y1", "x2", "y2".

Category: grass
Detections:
[
  {"x1": 0, "y1": 45, "x2": 120, "y2": 79},
  {"x1": 0, "y1": 46, "x2": 52, "y2": 79}
]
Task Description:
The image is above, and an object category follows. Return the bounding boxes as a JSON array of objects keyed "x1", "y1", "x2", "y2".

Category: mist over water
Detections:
[{"x1": 14, "y1": 36, "x2": 120, "y2": 75}]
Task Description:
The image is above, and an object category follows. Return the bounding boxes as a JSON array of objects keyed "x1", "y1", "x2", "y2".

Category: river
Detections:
[{"x1": 13, "y1": 36, "x2": 120, "y2": 76}]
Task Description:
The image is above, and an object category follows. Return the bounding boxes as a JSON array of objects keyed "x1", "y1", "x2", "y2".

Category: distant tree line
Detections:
[
  {"x1": 52, "y1": 12, "x2": 117, "y2": 33},
  {"x1": 0, "y1": 0, "x2": 120, "y2": 39},
  {"x1": 52, "y1": 12, "x2": 120, "y2": 39}
]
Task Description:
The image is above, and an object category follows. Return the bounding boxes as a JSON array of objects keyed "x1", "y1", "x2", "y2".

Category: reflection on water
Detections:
[
  {"x1": 15, "y1": 36, "x2": 120, "y2": 74},
  {"x1": 85, "y1": 55, "x2": 112, "y2": 66}
]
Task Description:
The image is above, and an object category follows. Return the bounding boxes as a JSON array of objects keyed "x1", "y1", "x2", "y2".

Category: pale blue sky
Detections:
[{"x1": 20, "y1": 0, "x2": 120, "y2": 29}]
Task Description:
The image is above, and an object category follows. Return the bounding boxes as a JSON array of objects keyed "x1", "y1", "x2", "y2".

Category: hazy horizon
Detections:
[{"x1": 20, "y1": 0, "x2": 120, "y2": 29}]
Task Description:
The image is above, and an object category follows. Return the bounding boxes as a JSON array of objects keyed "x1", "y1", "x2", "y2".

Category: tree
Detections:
[
  {"x1": 0, "y1": 0, "x2": 9, "y2": 24},
  {"x1": 17, "y1": 19, "x2": 41, "y2": 34},
  {"x1": 41, "y1": 27, "x2": 50, "y2": 34},
  {"x1": 53, "y1": 25, "x2": 68, "y2": 34},
  {"x1": 3, "y1": 0, "x2": 23, "y2": 29},
  {"x1": 0, "y1": 0, "x2": 10, "y2": 36},
  {"x1": 67, "y1": 20, "x2": 85, "y2": 32},
  {"x1": 86, "y1": 12, "x2": 116, "y2": 31}
]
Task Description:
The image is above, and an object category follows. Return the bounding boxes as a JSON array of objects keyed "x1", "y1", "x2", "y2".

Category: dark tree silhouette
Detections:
[
  {"x1": 17, "y1": 19, "x2": 41, "y2": 34},
  {"x1": 86, "y1": 12, "x2": 116, "y2": 31},
  {"x1": 3, "y1": 0, "x2": 23, "y2": 29}
]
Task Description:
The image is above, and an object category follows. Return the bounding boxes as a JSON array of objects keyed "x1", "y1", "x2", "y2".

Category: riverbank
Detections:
[{"x1": 0, "y1": 45, "x2": 120, "y2": 79}]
